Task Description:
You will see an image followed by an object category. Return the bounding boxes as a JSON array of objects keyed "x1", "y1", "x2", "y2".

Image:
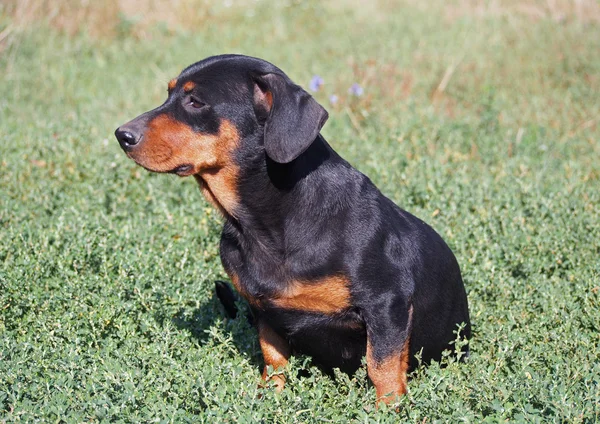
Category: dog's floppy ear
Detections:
[{"x1": 252, "y1": 72, "x2": 328, "y2": 163}]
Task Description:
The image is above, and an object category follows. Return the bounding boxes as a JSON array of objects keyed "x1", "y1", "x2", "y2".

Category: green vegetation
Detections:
[{"x1": 1, "y1": 1, "x2": 599, "y2": 422}]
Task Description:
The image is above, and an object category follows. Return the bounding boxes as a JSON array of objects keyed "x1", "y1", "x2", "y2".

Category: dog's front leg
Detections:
[
  {"x1": 364, "y1": 303, "x2": 413, "y2": 406},
  {"x1": 257, "y1": 318, "x2": 291, "y2": 392}
]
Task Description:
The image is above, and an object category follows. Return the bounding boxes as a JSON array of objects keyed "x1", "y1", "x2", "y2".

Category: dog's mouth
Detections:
[
  {"x1": 132, "y1": 160, "x2": 196, "y2": 177},
  {"x1": 168, "y1": 164, "x2": 195, "y2": 176}
]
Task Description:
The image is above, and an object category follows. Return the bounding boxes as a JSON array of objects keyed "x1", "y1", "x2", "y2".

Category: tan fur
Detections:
[
  {"x1": 183, "y1": 81, "x2": 196, "y2": 92},
  {"x1": 258, "y1": 319, "x2": 291, "y2": 392},
  {"x1": 367, "y1": 339, "x2": 410, "y2": 405},
  {"x1": 225, "y1": 271, "x2": 261, "y2": 307},
  {"x1": 272, "y1": 275, "x2": 351, "y2": 314},
  {"x1": 227, "y1": 271, "x2": 243, "y2": 294},
  {"x1": 168, "y1": 78, "x2": 177, "y2": 92},
  {"x1": 127, "y1": 115, "x2": 240, "y2": 216},
  {"x1": 366, "y1": 306, "x2": 413, "y2": 406}
]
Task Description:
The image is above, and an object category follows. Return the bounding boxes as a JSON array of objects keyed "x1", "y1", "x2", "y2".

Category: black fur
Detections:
[{"x1": 215, "y1": 280, "x2": 238, "y2": 319}]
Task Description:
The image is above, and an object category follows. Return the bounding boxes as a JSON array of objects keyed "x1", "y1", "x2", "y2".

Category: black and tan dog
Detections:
[{"x1": 115, "y1": 54, "x2": 470, "y2": 405}]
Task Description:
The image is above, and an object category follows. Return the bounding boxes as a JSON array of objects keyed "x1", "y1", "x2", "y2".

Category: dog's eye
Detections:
[{"x1": 189, "y1": 97, "x2": 206, "y2": 109}]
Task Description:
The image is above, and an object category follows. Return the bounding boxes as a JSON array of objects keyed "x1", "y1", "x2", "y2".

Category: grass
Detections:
[{"x1": 1, "y1": 0, "x2": 599, "y2": 422}]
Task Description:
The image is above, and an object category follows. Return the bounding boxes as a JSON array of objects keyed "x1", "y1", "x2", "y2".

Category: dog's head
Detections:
[{"x1": 115, "y1": 55, "x2": 328, "y2": 179}]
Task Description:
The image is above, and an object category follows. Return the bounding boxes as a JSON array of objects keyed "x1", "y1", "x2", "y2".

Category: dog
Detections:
[{"x1": 115, "y1": 54, "x2": 471, "y2": 405}]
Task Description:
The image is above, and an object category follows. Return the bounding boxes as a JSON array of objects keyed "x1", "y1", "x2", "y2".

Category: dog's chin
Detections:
[
  {"x1": 134, "y1": 161, "x2": 196, "y2": 177},
  {"x1": 167, "y1": 164, "x2": 195, "y2": 177}
]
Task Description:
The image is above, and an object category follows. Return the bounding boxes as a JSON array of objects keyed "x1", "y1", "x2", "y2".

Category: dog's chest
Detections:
[
  {"x1": 235, "y1": 272, "x2": 352, "y2": 315},
  {"x1": 221, "y1": 229, "x2": 352, "y2": 314}
]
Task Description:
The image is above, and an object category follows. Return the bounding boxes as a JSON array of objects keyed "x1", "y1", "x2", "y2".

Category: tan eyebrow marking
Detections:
[
  {"x1": 168, "y1": 78, "x2": 177, "y2": 91},
  {"x1": 183, "y1": 81, "x2": 196, "y2": 92}
]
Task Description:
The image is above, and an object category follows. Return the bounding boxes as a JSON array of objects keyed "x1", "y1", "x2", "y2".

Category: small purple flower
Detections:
[
  {"x1": 309, "y1": 75, "x2": 324, "y2": 92},
  {"x1": 329, "y1": 94, "x2": 338, "y2": 105},
  {"x1": 348, "y1": 83, "x2": 364, "y2": 97}
]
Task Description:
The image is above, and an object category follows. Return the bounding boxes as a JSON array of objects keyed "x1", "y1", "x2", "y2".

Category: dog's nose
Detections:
[{"x1": 115, "y1": 127, "x2": 141, "y2": 150}]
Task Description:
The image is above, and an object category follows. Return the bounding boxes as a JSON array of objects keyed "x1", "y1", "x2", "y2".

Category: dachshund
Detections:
[{"x1": 115, "y1": 54, "x2": 471, "y2": 405}]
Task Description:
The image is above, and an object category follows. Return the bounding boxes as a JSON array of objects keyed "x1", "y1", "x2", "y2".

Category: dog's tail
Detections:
[{"x1": 215, "y1": 280, "x2": 239, "y2": 319}]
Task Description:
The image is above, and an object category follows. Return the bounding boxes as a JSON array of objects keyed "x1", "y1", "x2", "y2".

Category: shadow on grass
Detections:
[{"x1": 169, "y1": 281, "x2": 263, "y2": 370}]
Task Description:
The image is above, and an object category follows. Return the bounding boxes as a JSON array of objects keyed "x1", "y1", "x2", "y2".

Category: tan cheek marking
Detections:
[
  {"x1": 137, "y1": 114, "x2": 240, "y2": 216},
  {"x1": 193, "y1": 120, "x2": 240, "y2": 217},
  {"x1": 168, "y1": 78, "x2": 177, "y2": 92},
  {"x1": 137, "y1": 114, "x2": 219, "y2": 172},
  {"x1": 258, "y1": 319, "x2": 291, "y2": 392},
  {"x1": 272, "y1": 275, "x2": 351, "y2": 314},
  {"x1": 183, "y1": 81, "x2": 196, "y2": 92},
  {"x1": 132, "y1": 114, "x2": 187, "y2": 170}
]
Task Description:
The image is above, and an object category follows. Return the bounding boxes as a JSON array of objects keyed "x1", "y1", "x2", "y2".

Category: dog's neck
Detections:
[
  {"x1": 226, "y1": 135, "x2": 342, "y2": 249},
  {"x1": 194, "y1": 168, "x2": 239, "y2": 218}
]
